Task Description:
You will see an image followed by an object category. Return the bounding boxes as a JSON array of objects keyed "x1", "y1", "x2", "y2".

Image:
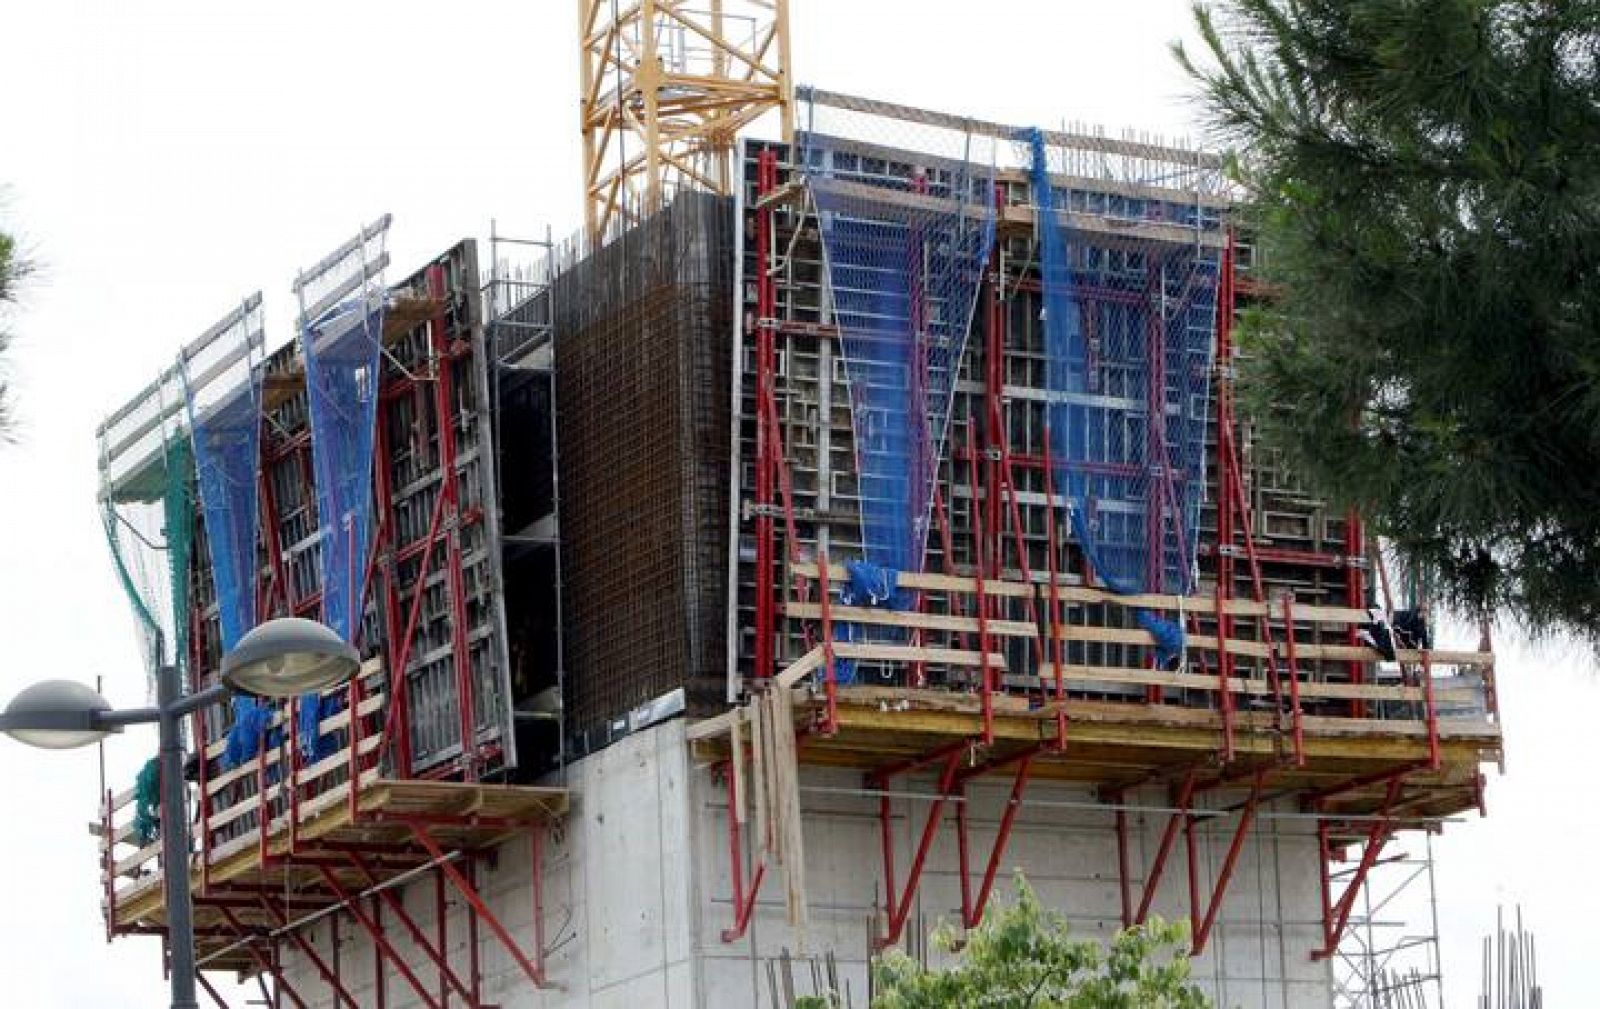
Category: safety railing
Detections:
[
  {"x1": 98, "y1": 664, "x2": 388, "y2": 932},
  {"x1": 784, "y1": 559, "x2": 1497, "y2": 761}
]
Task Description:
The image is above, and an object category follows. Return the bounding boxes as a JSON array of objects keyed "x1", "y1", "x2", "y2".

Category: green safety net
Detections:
[{"x1": 101, "y1": 432, "x2": 195, "y2": 690}]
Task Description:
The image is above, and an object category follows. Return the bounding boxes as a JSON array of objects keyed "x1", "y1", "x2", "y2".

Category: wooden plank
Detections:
[
  {"x1": 115, "y1": 841, "x2": 160, "y2": 878},
  {"x1": 791, "y1": 562, "x2": 1033, "y2": 599},
  {"x1": 1052, "y1": 584, "x2": 1370, "y2": 625},
  {"x1": 1051, "y1": 623, "x2": 1494, "y2": 668},
  {"x1": 776, "y1": 646, "x2": 826, "y2": 689},
  {"x1": 787, "y1": 602, "x2": 1035, "y2": 638},
  {"x1": 206, "y1": 734, "x2": 382, "y2": 832},
  {"x1": 832, "y1": 643, "x2": 1007, "y2": 669},
  {"x1": 1047, "y1": 664, "x2": 1481, "y2": 704},
  {"x1": 686, "y1": 708, "x2": 747, "y2": 742},
  {"x1": 204, "y1": 694, "x2": 384, "y2": 796}
]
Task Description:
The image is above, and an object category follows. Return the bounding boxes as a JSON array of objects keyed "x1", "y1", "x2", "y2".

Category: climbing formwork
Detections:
[
  {"x1": 83, "y1": 85, "x2": 1502, "y2": 1009},
  {"x1": 93, "y1": 222, "x2": 570, "y2": 1004},
  {"x1": 691, "y1": 88, "x2": 1500, "y2": 985}
]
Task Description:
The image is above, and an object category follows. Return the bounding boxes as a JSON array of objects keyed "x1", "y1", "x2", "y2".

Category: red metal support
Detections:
[
  {"x1": 372, "y1": 896, "x2": 387, "y2": 1009},
  {"x1": 316, "y1": 864, "x2": 443, "y2": 1008},
  {"x1": 816, "y1": 551, "x2": 838, "y2": 734},
  {"x1": 345, "y1": 852, "x2": 476, "y2": 1005},
  {"x1": 1189, "y1": 770, "x2": 1266, "y2": 955},
  {"x1": 874, "y1": 747, "x2": 965, "y2": 949},
  {"x1": 254, "y1": 899, "x2": 359, "y2": 1009},
  {"x1": 213, "y1": 906, "x2": 310, "y2": 1009},
  {"x1": 1280, "y1": 595, "x2": 1307, "y2": 766},
  {"x1": 196, "y1": 971, "x2": 231, "y2": 1009},
  {"x1": 720, "y1": 756, "x2": 769, "y2": 942},
  {"x1": 1133, "y1": 769, "x2": 1199, "y2": 925},
  {"x1": 956, "y1": 749, "x2": 1038, "y2": 929},
  {"x1": 753, "y1": 147, "x2": 778, "y2": 682},
  {"x1": 1421, "y1": 650, "x2": 1441, "y2": 770},
  {"x1": 425, "y1": 264, "x2": 480, "y2": 781},
  {"x1": 407, "y1": 821, "x2": 549, "y2": 988},
  {"x1": 436, "y1": 868, "x2": 449, "y2": 1007},
  {"x1": 966, "y1": 425, "x2": 995, "y2": 746},
  {"x1": 1040, "y1": 423, "x2": 1067, "y2": 747},
  {"x1": 1114, "y1": 806, "x2": 1133, "y2": 928},
  {"x1": 1313, "y1": 774, "x2": 1406, "y2": 959}
]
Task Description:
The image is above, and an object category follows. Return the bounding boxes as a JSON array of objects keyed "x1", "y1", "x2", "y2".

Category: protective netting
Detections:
[
  {"x1": 1023, "y1": 127, "x2": 1221, "y2": 610},
  {"x1": 798, "y1": 96, "x2": 998, "y2": 577},
  {"x1": 297, "y1": 219, "x2": 390, "y2": 755},
  {"x1": 98, "y1": 372, "x2": 194, "y2": 691},
  {"x1": 181, "y1": 296, "x2": 268, "y2": 763}
]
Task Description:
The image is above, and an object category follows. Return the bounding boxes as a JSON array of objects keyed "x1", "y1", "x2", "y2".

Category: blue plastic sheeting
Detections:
[
  {"x1": 300, "y1": 294, "x2": 386, "y2": 756},
  {"x1": 1024, "y1": 127, "x2": 1220, "y2": 663},
  {"x1": 831, "y1": 560, "x2": 913, "y2": 684},
  {"x1": 800, "y1": 132, "x2": 997, "y2": 576},
  {"x1": 183, "y1": 349, "x2": 270, "y2": 767}
]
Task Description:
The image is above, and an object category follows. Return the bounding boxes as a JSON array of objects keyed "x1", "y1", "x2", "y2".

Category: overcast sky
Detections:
[{"x1": 0, "y1": 2, "x2": 1594, "y2": 1006}]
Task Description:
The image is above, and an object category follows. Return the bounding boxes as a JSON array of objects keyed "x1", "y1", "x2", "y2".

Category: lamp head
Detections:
[
  {"x1": 0, "y1": 680, "x2": 115, "y2": 750},
  {"x1": 220, "y1": 617, "x2": 360, "y2": 699}
]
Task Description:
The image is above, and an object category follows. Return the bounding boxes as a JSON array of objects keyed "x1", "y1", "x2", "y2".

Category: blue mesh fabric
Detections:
[
  {"x1": 299, "y1": 294, "x2": 386, "y2": 755},
  {"x1": 800, "y1": 133, "x2": 996, "y2": 575},
  {"x1": 183, "y1": 347, "x2": 267, "y2": 766},
  {"x1": 1025, "y1": 127, "x2": 1219, "y2": 601}
]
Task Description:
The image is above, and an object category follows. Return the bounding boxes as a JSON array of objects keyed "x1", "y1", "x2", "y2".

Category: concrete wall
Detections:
[{"x1": 280, "y1": 720, "x2": 1331, "y2": 1008}]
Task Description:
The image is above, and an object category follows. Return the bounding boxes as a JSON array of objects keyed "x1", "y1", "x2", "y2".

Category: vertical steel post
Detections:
[{"x1": 157, "y1": 662, "x2": 201, "y2": 1009}]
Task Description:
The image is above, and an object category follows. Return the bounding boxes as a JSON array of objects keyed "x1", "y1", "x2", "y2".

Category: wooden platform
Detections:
[
  {"x1": 693, "y1": 681, "x2": 1498, "y2": 825},
  {"x1": 108, "y1": 776, "x2": 566, "y2": 974}
]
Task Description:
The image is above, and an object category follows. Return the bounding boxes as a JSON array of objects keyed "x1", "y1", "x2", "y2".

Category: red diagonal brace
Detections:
[
  {"x1": 1190, "y1": 769, "x2": 1266, "y2": 954},
  {"x1": 875, "y1": 748, "x2": 965, "y2": 949},
  {"x1": 211, "y1": 907, "x2": 311, "y2": 1009},
  {"x1": 315, "y1": 864, "x2": 442, "y2": 1009},
  {"x1": 196, "y1": 971, "x2": 231, "y2": 1009},
  {"x1": 1313, "y1": 774, "x2": 1406, "y2": 959},
  {"x1": 251, "y1": 900, "x2": 350, "y2": 1009},
  {"x1": 408, "y1": 820, "x2": 550, "y2": 987},
  {"x1": 346, "y1": 852, "x2": 477, "y2": 1005},
  {"x1": 1133, "y1": 769, "x2": 1199, "y2": 924},
  {"x1": 958, "y1": 749, "x2": 1038, "y2": 929}
]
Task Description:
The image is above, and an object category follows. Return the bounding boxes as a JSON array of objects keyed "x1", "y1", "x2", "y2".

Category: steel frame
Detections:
[
  {"x1": 715, "y1": 130, "x2": 1491, "y2": 968},
  {"x1": 578, "y1": 0, "x2": 793, "y2": 242},
  {"x1": 98, "y1": 245, "x2": 560, "y2": 1002}
]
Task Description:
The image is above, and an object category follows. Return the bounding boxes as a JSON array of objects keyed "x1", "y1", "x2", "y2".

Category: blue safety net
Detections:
[
  {"x1": 1023, "y1": 127, "x2": 1220, "y2": 626},
  {"x1": 300, "y1": 293, "x2": 386, "y2": 755},
  {"x1": 799, "y1": 129, "x2": 997, "y2": 576},
  {"x1": 181, "y1": 302, "x2": 269, "y2": 764}
]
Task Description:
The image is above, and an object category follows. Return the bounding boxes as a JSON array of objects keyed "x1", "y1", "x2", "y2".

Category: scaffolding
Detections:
[
  {"x1": 693, "y1": 89, "x2": 1501, "y2": 962},
  {"x1": 94, "y1": 223, "x2": 570, "y2": 1003}
]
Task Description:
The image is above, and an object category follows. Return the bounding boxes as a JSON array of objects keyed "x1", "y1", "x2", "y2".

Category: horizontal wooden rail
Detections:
[
  {"x1": 787, "y1": 602, "x2": 1035, "y2": 638},
  {"x1": 205, "y1": 695, "x2": 384, "y2": 797},
  {"x1": 833, "y1": 643, "x2": 1007, "y2": 669},
  {"x1": 206, "y1": 734, "x2": 383, "y2": 833},
  {"x1": 791, "y1": 562, "x2": 1034, "y2": 599},
  {"x1": 1051, "y1": 623, "x2": 1494, "y2": 668},
  {"x1": 200, "y1": 661, "x2": 384, "y2": 761},
  {"x1": 1045, "y1": 664, "x2": 1482, "y2": 704}
]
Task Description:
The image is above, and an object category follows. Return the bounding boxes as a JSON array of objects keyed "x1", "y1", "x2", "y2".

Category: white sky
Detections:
[{"x1": 0, "y1": 2, "x2": 1594, "y2": 1006}]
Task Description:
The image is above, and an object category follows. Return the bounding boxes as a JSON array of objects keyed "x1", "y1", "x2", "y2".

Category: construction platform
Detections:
[{"x1": 98, "y1": 673, "x2": 566, "y2": 981}]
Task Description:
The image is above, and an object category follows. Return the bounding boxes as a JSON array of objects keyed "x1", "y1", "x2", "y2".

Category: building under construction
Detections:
[{"x1": 87, "y1": 5, "x2": 1500, "y2": 1008}]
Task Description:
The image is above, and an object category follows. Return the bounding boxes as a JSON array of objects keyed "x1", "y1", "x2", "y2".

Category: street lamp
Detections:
[{"x1": 0, "y1": 616, "x2": 360, "y2": 1009}]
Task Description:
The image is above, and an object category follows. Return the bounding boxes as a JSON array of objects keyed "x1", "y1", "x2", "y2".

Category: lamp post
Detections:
[{"x1": 0, "y1": 616, "x2": 360, "y2": 1009}]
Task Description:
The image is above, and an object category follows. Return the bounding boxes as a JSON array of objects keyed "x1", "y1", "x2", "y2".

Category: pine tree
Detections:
[
  {"x1": 1179, "y1": 1, "x2": 1600, "y2": 642},
  {"x1": 0, "y1": 221, "x2": 27, "y2": 437}
]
